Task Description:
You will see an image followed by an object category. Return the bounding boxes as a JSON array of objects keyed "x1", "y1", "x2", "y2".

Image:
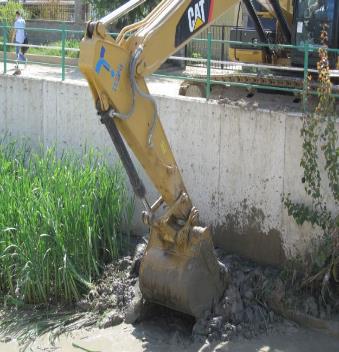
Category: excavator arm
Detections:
[{"x1": 79, "y1": 0, "x2": 238, "y2": 318}]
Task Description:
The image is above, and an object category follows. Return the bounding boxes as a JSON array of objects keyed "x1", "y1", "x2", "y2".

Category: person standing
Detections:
[{"x1": 12, "y1": 11, "x2": 27, "y2": 73}]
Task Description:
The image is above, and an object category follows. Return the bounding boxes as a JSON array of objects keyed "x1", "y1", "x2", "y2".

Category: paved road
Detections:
[
  {"x1": 4, "y1": 62, "x2": 311, "y2": 114},
  {"x1": 4, "y1": 62, "x2": 183, "y2": 98}
]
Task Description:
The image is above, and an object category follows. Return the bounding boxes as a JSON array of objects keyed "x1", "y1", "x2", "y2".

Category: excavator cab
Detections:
[{"x1": 291, "y1": 0, "x2": 339, "y2": 68}]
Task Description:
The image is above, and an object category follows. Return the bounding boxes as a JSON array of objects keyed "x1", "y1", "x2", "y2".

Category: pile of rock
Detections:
[{"x1": 192, "y1": 254, "x2": 281, "y2": 342}]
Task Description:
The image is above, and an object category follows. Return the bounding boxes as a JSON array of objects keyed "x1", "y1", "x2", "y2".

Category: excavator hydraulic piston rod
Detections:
[{"x1": 100, "y1": 111, "x2": 146, "y2": 201}]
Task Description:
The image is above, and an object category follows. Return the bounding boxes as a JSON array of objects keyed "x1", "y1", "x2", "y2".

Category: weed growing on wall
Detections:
[{"x1": 284, "y1": 27, "x2": 338, "y2": 298}]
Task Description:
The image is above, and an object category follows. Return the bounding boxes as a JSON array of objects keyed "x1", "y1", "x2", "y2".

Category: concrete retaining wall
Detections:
[{"x1": 0, "y1": 75, "x2": 337, "y2": 265}]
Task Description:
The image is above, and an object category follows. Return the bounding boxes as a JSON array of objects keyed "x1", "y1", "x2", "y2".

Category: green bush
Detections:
[
  {"x1": 0, "y1": 35, "x2": 13, "y2": 52},
  {"x1": 0, "y1": 0, "x2": 26, "y2": 26},
  {"x1": 0, "y1": 141, "x2": 133, "y2": 305},
  {"x1": 0, "y1": 38, "x2": 79, "y2": 58}
]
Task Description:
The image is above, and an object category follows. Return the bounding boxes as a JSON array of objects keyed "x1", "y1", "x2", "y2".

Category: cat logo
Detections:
[
  {"x1": 188, "y1": 0, "x2": 206, "y2": 33},
  {"x1": 175, "y1": 0, "x2": 211, "y2": 47}
]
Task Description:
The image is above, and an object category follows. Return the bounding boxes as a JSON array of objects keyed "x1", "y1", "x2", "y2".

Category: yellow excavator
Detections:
[
  {"x1": 228, "y1": 0, "x2": 294, "y2": 64},
  {"x1": 79, "y1": 0, "x2": 245, "y2": 318},
  {"x1": 180, "y1": 0, "x2": 339, "y2": 97},
  {"x1": 230, "y1": 0, "x2": 338, "y2": 67}
]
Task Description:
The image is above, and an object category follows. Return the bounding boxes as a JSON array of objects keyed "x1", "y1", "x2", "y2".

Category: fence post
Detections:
[
  {"x1": 221, "y1": 26, "x2": 225, "y2": 70},
  {"x1": 61, "y1": 25, "x2": 66, "y2": 81},
  {"x1": 3, "y1": 26, "x2": 7, "y2": 74},
  {"x1": 206, "y1": 31, "x2": 212, "y2": 99},
  {"x1": 303, "y1": 43, "x2": 309, "y2": 111}
]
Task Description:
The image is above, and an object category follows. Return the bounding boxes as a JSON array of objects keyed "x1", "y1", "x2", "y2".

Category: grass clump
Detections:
[
  {"x1": 28, "y1": 39, "x2": 80, "y2": 58},
  {"x1": 0, "y1": 141, "x2": 132, "y2": 305},
  {"x1": 0, "y1": 38, "x2": 80, "y2": 58}
]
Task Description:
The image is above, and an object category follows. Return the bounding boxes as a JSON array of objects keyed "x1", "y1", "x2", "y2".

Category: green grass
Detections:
[
  {"x1": 0, "y1": 36, "x2": 13, "y2": 52},
  {"x1": 28, "y1": 39, "x2": 80, "y2": 58},
  {"x1": 0, "y1": 37, "x2": 80, "y2": 58},
  {"x1": 0, "y1": 140, "x2": 133, "y2": 305}
]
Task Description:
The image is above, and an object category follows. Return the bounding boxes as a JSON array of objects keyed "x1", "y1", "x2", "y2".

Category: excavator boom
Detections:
[{"x1": 79, "y1": 0, "x2": 238, "y2": 318}]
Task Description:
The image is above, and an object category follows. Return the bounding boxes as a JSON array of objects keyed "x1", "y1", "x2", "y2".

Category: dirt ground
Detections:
[
  {"x1": 1, "y1": 321, "x2": 339, "y2": 352},
  {"x1": 0, "y1": 250, "x2": 338, "y2": 352}
]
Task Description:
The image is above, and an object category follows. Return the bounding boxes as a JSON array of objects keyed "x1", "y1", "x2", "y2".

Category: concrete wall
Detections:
[{"x1": 0, "y1": 75, "x2": 337, "y2": 265}]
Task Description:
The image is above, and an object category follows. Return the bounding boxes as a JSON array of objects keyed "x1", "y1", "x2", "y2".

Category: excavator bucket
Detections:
[{"x1": 139, "y1": 225, "x2": 228, "y2": 318}]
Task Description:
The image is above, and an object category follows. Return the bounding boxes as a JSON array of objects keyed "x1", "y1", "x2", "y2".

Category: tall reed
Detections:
[{"x1": 0, "y1": 141, "x2": 132, "y2": 304}]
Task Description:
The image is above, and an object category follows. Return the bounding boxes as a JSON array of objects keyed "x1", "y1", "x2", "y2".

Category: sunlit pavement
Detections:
[{"x1": 2, "y1": 62, "x2": 183, "y2": 98}]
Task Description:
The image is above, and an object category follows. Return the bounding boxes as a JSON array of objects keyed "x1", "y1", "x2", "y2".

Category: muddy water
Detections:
[
  {"x1": 1, "y1": 322, "x2": 338, "y2": 352},
  {"x1": 1, "y1": 250, "x2": 338, "y2": 351}
]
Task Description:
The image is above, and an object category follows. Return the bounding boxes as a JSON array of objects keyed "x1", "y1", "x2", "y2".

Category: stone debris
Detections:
[
  {"x1": 192, "y1": 254, "x2": 282, "y2": 343},
  {"x1": 0, "y1": 336, "x2": 12, "y2": 343},
  {"x1": 98, "y1": 310, "x2": 123, "y2": 329},
  {"x1": 79, "y1": 239, "x2": 338, "y2": 344},
  {"x1": 124, "y1": 282, "x2": 144, "y2": 324},
  {"x1": 82, "y1": 241, "x2": 284, "y2": 343},
  {"x1": 130, "y1": 243, "x2": 147, "y2": 278},
  {"x1": 79, "y1": 256, "x2": 136, "y2": 318}
]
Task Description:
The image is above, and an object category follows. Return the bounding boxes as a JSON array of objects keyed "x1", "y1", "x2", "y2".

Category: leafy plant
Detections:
[
  {"x1": 87, "y1": 0, "x2": 161, "y2": 28},
  {"x1": 28, "y1": 39, "x2": 80, "y2": 58},
  {"x1": 0, "y1": 35, "x2": 14, "y2": 52},
  {"x1": 0, "y1": 0, "x2": 27, "y2": 50},
  {"x1": 0, "y1": 140, "x2": 133, "y2": 305},
  {"x1": 284, "y1": 26, "x2": 338, "y2": 298},
  {"x1": 192, "y1": 51, "x2": 203, "y2": 59},
  {"x1": 0, "y1": 38, "x2": 80, "y2": 58},
  {"x1": 0, "y1": 0, "x2": 26, "y2": 26}
]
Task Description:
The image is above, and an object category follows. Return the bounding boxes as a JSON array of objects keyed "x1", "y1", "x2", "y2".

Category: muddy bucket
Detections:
[{"x1": 139, "y1": 226, "x2": 228, "y2": 318}]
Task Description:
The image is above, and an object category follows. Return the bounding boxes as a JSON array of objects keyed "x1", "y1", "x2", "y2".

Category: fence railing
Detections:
[
  {"x1": 186, "y1": 24, "x2": 235, "y2": 69},
  {"x1": 1, "y1": 25, "x2": 339, "y2": 103},
  {"x1": 0, "y1": 25, "x2": 83, "y2": 80}
]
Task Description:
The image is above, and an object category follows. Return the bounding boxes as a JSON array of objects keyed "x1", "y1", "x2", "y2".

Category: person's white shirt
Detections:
[{"x1": 14, "y1": 17, "x2": 26, "y2": 44}]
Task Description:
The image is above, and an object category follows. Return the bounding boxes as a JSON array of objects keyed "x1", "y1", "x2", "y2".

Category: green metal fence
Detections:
[
  {"x1": 185, "y1": 24, "x2": 234, "y2": 69},
  {"x1": 1, "y1": 25, "x2": 339, "y2": 102},
  {"x1": 162, "y1": 36, "x2": 339, "y2": 100},
  {"x1": 0, "y1": 25, "x2": 82, "y2": 80}
]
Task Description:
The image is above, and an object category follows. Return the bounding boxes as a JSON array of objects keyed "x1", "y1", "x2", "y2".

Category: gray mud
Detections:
[
  {"x1": 77, "y1": 243, "x2": 287, "y2": 342},
  {"x1": 2, "y1": 239, "x2": 337, "y2": 350},
  {"x1": 192, "y1": 252, "x2": 283, "y2": 343},
  {"x1": 81, "y1": 241, "x2": 338, "y2": 344}
]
